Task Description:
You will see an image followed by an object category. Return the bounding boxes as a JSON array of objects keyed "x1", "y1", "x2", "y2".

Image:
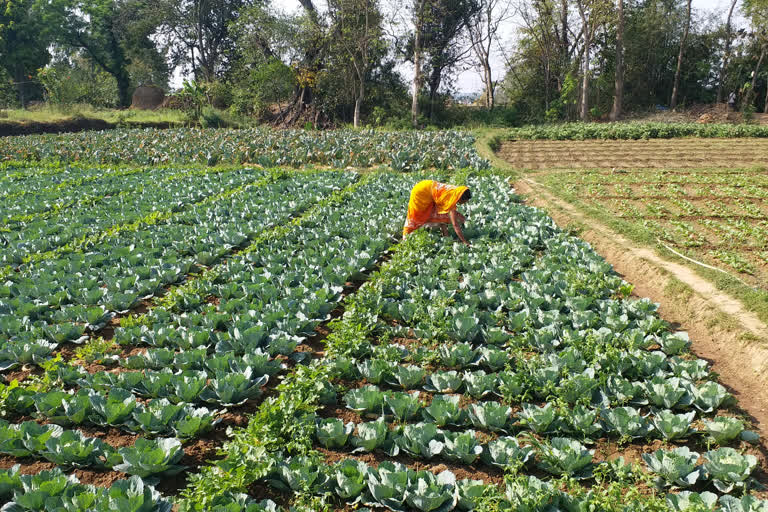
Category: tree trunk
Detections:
[
  {"x1": 609, "y1": 0, "x2": 625, "y2": 120},
  {"x1": 717, "y1": 0, "x2": 739, "y2": 104},
  {"x1": 14, "y1": 65, "x2": 26, "y2": 109},
  {"x1": 428, "y1": 64, "x2": 442, "y2": 121},
  {"x1": 765, "y1": 74, "x2": 768, "y2": 113},
  {"x1": 411, "y1": 20, "x2": 422, "y2": 128},
  {"x1": 670, "y1": 0, "x2": 692, "y2": 110},
  {"x1": 747, "y1": 47, "x2": 766, "y2": 109},
  {"x1": 353, "y1": 80, "x2": 364, "y2": 128},
  {"x1": 485, "y1": 64, "x2": 494, "y2": 109},
  {"x1": 116, "y1": 69, "x2": 132, "y2": 108},
  {"x1": 580, "y1": 31, "x2": 591, "y2": 121}
]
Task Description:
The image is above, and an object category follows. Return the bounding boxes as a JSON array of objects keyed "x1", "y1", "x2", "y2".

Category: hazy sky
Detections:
[{"x1": 272, "y1": 0, "x2": 743, "y2": 94}]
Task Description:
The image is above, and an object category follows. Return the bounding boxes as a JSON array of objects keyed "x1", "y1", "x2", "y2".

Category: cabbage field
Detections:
[
  {"x1": 0, "y1": 128, "x2": 489, "y2": 172},
  {"x1": 0, "y1": 131, "x2": 766, "y2": 512}
]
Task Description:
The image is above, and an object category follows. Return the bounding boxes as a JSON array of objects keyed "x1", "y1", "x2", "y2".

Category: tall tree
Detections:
[
  {"x1": 411, "y1": 0, "x2": 427, "y2": 126},
  {"x1": 576, "y1": 0, "x2": 607, "y2": 120},
  {"x1": 717, "y1": 0, "x2": 740, "y2": 103},
  {"x1": 467, "y1": 0, "x2": 512, "y2": 109},
  {"x1": 609, "y1": 0, "x2": 625, "y2": 120},
  {"x1": 670, "y1": 0, "x2": 692, "y2": 109},
  {"x1": 328, "y1": 0, "x2": 384, "y2": 127},
  {"x1": 154, "y1": 0, "x2": 255, "y2": 81},
  {"x1": 36, "y1": 0, "x2": 134, "y2": 107},
  {"x1": 0, "y1": 0, "x2": 51, "y2": 106},
  {"x1": 422, "y1": 0, "x2": 480, "y2": 119},
  {"x1": 744, "y1": 0, "x2": 768, "y2": 109}
]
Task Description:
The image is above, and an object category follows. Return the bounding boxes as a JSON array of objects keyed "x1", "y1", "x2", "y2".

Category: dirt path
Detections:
[{"x1": 516, "y1": 177, "x2": 768, "y2": 447}]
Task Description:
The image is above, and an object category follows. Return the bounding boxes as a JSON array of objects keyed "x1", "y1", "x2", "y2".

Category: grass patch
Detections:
[
  {"x1": 705, "y1": 311, "x2": 741, "y2": 332},
  {"x1": 473, "y1": 128, "x2": 520, "y2": 179},
  {"x1": 739, "y1": 331, "x2": 762, "y2": 344},
  {"x1": 664, "y1": 277, "x2": 694, "y2": 301},
  {"x1": 1, "y1": 104, "x2": 188, "y2": 125}
]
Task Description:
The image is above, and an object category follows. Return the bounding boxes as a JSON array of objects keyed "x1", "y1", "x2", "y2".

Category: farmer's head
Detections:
[{"x1": 458, "y1": 189, "x2": 472, "y2": 204}]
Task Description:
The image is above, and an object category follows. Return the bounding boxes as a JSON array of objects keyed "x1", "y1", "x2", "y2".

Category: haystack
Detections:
[{"x1": 131, "y1": 85, "x2": 165, "y2": 110}]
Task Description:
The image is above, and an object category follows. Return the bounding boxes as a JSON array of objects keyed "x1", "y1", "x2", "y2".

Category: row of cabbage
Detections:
[
  {"x1": 2, "y1": 174, "x2": 413, "y2": 417},
  {"x1": 0, "y1": 172, "x2": 422, "y2": 510},
  {"x1": 1, "y1": 166, "x2": 267, "y2": 262},
  {"x1": 256, "y1": 176, "x2": 766, "y2": 510},
  {"x1": 1, "y1": 461, "x2": 765, "y2": 512},
  {"x1": 0, "y1": 163, "x2": 142, "y2": 201},
  {"x1": 0, "y1": 171, "x2": 354, "y2": 368},
  {"x1": 266, "y1": 456, "x2": 767, "y2": 512},
  {"x1": 0, "y1": 128, "x2": 490, "y2": 171}
]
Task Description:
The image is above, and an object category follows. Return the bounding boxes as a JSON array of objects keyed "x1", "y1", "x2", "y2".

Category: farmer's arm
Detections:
[{"x1": 450, "y1": 209, "x2": 470, "y2": 246}]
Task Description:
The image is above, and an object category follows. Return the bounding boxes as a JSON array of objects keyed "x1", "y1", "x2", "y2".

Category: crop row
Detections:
[
  {"x1": 2, "y1": 172, "x2": 765, "y2": 511},
  {"x1": 245, "y1": 176, "x2": 764, "y2": 509},
  {"x1": 2, "y1": 460, "x2": 765, "y2": 512},
  {"x1": 1, "y1": 167, "x2": 270, "y2": 263},
  {"x1": 562, "y1": 169, "x2": 768, "y2": 187},
  {"x1": 0, "y1": 128, "x2": 490, "y2": 171},
  {"x1": 0, "y1": 162, "x2": 154, "y2": 202},
  {"x1": 0, "y1": 171, "x2": 428, "y2": 510},
  {"x1": 505, "y1": 122, "x2": 768, "y2": 140},
  {"x1": 0, "y1": 171, "x2": 353, "y2": 349}
]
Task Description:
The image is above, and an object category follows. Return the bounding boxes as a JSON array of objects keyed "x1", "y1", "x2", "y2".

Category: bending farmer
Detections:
[{"x1": 402, "y1": 180, "x2": 472, "y2": 246}]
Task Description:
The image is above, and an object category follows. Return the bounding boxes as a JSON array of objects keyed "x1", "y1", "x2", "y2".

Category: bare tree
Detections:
[
  {"x1": 576, "y1": 0, "x2": 606, "y2": 120},
  {"x1": 670, "y1": 0, "x2": 692, "y2": 110},
  {"x1": 467, "y1": 0, "x2": 512, "y2": 109},
  {"x1": 717, "y1": 0, "x2": 740, "y2": 103},
  {"x1": 609, "y1": 0, "x2": 624, "y2": 120},
  {"x1": 329, "y1": 0, "x2": 384, "y2": 127},
  {"x1": 744, "y1": 0, "x2": 768, "y2": 110},
  {"x1": 411, "y1": 0, "x2": 427, "y2": 126}
]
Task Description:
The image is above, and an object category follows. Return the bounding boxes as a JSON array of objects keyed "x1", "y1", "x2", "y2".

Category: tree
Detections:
[
  {"x1": 503, "y1": 0, "x2": 581, "y2": 119},
  {"x1": 328, "y1": 0, "x2": 385, "y2": 127},
  {"x1": 670, "y1": 0, "x2": 692, "y2": 110},
  {"x1": 743, "y1": 0, "x2": 768, "y2": 110},
  {"x1": 422, "y1": 0, "x2": 480, "y2": 119},
  {"x1": 229, "y1": 4, "x2": 297, "y2": 117},
  {"x1": 0, "y1": 0, "x2": 51, "y2": 107},
  {"x1": 467, "y1": 0, "x2": 512, "y2": 109},
  {"x1": 411, "y1": 0, "x2": 427, "y2": 126},
  {"x1": 576, "y1": 0, "x2": 609, "y2": 120},
  {"x1": 35, "y1": 0, "x2": 136, "y2": 107},
  {"x1": 117, "y1": 0, "x2": 170, "y2": 88},
  {"x1": 609, "y1": 0, "x2": 624, "y2": 119},
  {"x1": 716, "y1": 0, "x2": 740, "y2": 103},
  {"x1": 153, "y1": 0, "x2": 255, "y2": 81}
]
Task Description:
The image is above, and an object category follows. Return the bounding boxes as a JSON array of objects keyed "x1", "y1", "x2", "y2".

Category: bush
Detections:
[
  {"x1": 230, "y1": 58, "x2": 296, "y2": 117},
  {"x1": 36, "y1": 62, "x2": 118, "y2": 108},
  {"x1": 207, "y1": 81, "x2": 233, "y2": 110}
]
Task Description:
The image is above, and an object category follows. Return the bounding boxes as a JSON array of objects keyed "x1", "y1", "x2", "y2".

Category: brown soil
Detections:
[
  {"x1": 0, "y1": 455, "x2": 130, "y2": 487},
  {"x1": 514, "y1": 178, "x2": 768, "y2": 456},
  {"x1": 77, "y1": 425, "x2": 140, "y2": 448},
  {"x1": 499, "y1": 139, "x2": 768, "y2": 170},
  {"x1": 0, "y1": 117, "x2": 180, "y2": 137}
]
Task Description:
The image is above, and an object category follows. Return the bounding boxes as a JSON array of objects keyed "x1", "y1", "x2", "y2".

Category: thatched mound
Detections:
[{"x1": 131, "y1": 85, "x2": 165, "y2": 110}]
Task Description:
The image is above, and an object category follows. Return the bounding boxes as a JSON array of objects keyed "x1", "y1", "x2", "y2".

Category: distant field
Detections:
[
  {"x1": 498, "y1": 138, "x2": 768, "y2": 170},
  {"x1": 534, "y1": 166, "x2": 768, "y2": 290},
  {"x1": 499, "y1": 139, "x2": 768, "y2": 169}
]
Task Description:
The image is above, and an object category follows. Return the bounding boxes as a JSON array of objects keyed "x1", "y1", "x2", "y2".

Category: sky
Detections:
[{"x1": 270, "y1": 0, "x2": 744, "y2": 95}]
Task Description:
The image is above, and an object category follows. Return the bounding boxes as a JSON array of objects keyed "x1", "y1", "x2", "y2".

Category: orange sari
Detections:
[{"x1": 403, "y1": 180, "x2": 469, "y2": 237}]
